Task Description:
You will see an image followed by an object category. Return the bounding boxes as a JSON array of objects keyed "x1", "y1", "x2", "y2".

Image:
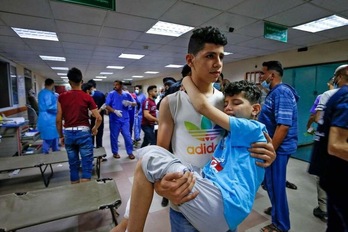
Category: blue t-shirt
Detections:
[
  {"x1": 258, "y1": 83, "x2": 299, "y2": 155},
  {"x1": 202, "y1": 117, "x2": 266, "y2": 229},
  {"x1": 106, "y1": 90, "x2": 135, "y2": 122}
]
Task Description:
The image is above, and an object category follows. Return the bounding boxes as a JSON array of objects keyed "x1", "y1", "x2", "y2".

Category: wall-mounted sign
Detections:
[
  {"x1": 264, "y1": 22, "x2": 288, "y2": 43},
  {"x1": 56, "y1": 0, "x2": 115, "y2": 11}
]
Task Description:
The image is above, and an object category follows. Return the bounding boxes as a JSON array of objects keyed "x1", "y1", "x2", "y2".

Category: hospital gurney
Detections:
[
  {"x1": 0, "y1": 178, "x2": 121, "y2": 232},
  {"x1": 0, "y1": 147, "x2": 107, "y2": 187}
]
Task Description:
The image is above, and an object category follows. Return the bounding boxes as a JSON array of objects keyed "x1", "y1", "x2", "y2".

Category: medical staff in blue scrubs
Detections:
[
  {"x1": 37, "y1": 78, "x2": 59, "y2": 154},
  {"x1": 106, "y1": 80, "x2": 137, "y2": 159}
]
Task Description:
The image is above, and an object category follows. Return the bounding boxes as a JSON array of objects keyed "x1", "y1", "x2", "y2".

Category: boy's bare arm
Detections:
[
  {"x1": 182, "y1": 76, "x2": 230, "y2": 131},
  {"x1": 155, "y1": 97, "x2": 198, "y2": 205},
  {"x1": 328, "y1": 126, "x2": 348, "y2": 161}
]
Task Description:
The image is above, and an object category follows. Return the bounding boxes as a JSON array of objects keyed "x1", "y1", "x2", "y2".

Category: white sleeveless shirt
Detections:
[{"x1": 168, "y1": 90, "x2": 224, "y2": 170}]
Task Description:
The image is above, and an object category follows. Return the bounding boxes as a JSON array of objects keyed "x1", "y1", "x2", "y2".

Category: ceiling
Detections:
[{"x1": 1, "y1": 0, "x2": 348, "y2": 84}]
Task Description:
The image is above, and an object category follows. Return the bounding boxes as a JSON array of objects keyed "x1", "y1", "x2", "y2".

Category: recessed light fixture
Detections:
[
  {"x1": 165, "y1": 64, "x2": 184, "y2": 68},
  {"x1": 93, "y1": 79, "x2": 103, "y2": 81},
  {"x1": 132, "y1": 76, "x2": 144, "y2": 78},
  {"x1": 12, "y1": 27, "x2": 59, "y2": 41},
  {"x1": 51, "y1": 67, "x2": 69, "y2": 70},
  {"x1": 57, "y1": 73, "x2": 67, "y2": 76},
  {"x1": 146, "y1": 21, "x2": 194, "y2": 37},
  {"x1": 145, "y1": 71, "x2": 159, "y2": 74},
  {"x1": 119, "y1": 53, "x2": 144, "y2": 59},
  {"x1": 107, "y1": 66, "x2": 125, "y2": 69},
  {"x1": 293, "y1": 15, "x2": 348, "y2": 33},
  {"x1": 100, "y1": 72, "x2": 113, "y2": 75},
  {"x1": 40, "y1": 55, "x2": 66, "y2": 62},
  {"x1": 60, "y1": 76, "x2": 68, "y2": 79},
  {"x1": 95, "y1": 76, "x2": 107, "y2": 79},
  {"x1": 224, "y1": 52, "x2": 233, "y2": 55}
]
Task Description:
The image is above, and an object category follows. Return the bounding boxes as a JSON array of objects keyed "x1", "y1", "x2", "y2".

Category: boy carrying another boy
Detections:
[{"x1": 127, "y1": 78, "x2": 268, "y2": 232}]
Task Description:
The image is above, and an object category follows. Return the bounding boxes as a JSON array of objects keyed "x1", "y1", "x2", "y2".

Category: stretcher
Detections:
[
  {"x1": 0, "y1": 148, "x2": 107, "y2": 187},
  {"x1": 0, "y1": 178, "x2": 121, "y2": 232}
]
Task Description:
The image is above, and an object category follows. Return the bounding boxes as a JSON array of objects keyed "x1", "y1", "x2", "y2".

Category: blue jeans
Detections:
[
  {"x1": 170, "y1": 208, "x2": 236, "y2": 232},
  {"x1": 141, "y1": 125, "x2": 156, "y2": 147},
  {"x1": 63, "y1": 130, "x2": 94, "y2": 182}
]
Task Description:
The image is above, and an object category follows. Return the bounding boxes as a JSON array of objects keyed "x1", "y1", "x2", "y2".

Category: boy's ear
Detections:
[
  {"x1": 186, "y1": 54, "x2": 194, "y2": 67},
  {"x1": 251, "y1": 103, "x2": 261, "y2": 118}
]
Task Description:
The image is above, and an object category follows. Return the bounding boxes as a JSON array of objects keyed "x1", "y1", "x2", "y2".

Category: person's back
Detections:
[
  {"x1": 56, "y1": 67, "x2": 101, "y2": 184},
  {"x1": 37, "y1": 78, "x2": 59, "y2": 154}
]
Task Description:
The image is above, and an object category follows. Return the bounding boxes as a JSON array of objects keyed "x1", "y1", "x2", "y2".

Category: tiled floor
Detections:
[{"x1": 0, "y1": 115, "x2": 327, "y2": 232}]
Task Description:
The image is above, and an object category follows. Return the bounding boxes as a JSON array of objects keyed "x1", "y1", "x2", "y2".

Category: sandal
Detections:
[
  {"x1": 260, "y1": 223, "x2": 285, "y2": 232},
  {"x1": 113, "y1": 154, "x2": 120, "y2": 159},
  {"x1": 286, "y1": 181, "x2": 297, "y2": 190},
  {"x1": 128, "y1": 154, "x2": 135, "y2": 160}
]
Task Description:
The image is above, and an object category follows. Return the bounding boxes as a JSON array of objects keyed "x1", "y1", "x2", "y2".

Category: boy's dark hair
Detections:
[
  {"x1": 45, "y1": 78, "x2": 54, "y2": 86},
  {"x1": 224, "y1": 80, "x2": 261, "y2": 104},
  {"x1": 81, "y1": 82, "x2": 93, "y2": 92},
  {"x1": 147, "y1": 85, "x2": 157, "y2": 93},
  {"x1": 87, "y1": 79, "x2": 97, "y2": 88},
  {"x1": 135, "y1": 85, "x2": 142, "y2": 89},
  {"x1": 262, "y1": 61, "x2": 283, "y2": 77},
  {"x1": 188, "y1": 26, "x2": 227, "y2": 55},
  {"x1": 114, "y1": 80, "x2": 123, "y2": 85},
  {"x1": 181, "y1": 64, "x2": 191, "y2": 77},
  {"x1": 67, "y1": 67, "x2": 83, "y2": 84}
]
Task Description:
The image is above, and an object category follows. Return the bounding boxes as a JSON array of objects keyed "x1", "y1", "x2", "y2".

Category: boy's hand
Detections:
[
  {"x1": 154, "y1": 171, "x2": 198, "y2": 205},
  {"x1": 249, "y1": 132, "x2": 276, "y2": 167}
]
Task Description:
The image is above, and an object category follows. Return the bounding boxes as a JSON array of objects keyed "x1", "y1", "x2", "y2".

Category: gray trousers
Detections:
[{"x1": 138, "y1": 145, "x2": 230, "y2": 232}]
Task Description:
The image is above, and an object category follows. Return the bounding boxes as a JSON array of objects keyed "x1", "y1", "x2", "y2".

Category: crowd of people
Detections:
[{"x1": 31, "y1": 25, "x2": 347, "y2": 232}]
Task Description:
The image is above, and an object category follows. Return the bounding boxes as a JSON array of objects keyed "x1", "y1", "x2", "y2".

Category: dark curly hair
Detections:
[
  {"x1": 188, "y1": 26, "x2": 227, "y2": 55},
  {"x1": 223, "y1": 80, "x2": 261, "y2": 104}
]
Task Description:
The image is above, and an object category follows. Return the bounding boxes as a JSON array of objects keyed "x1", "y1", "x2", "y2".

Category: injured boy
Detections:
[{"x1": 127, "y1": 78, "x2": 268, "y2": 232}]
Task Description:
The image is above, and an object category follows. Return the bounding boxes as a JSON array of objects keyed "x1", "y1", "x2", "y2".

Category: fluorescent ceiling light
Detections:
[
  {"x1": 107, "y1": 66, "x2": 125, "y2": 69},
  {"x1": 100, "y1": 72, "x2": 113, "y2": 75},
  {"x1": 224, "y1": 52, "x2": 233, "y2": 55},
  {"x1": 119, "y1": 53, "x2": 144, "y2": 59},
  {"x1": 40, "y1": 55, "x2": 66, "y2": 62},
  {"x1": 93, "y1": 79, "x2": 103, "y2": 81},
  {"x1": 147, "y1": 21, "x2": 194, "y2": 37},
  {"x1": 12, "y1": 27, "x2": 58, "y2": 41},
  {"x1": 293, "y1": 15, "x2": 348, "y2": 33},
  {"x1": 51, "y1": 67, "x2": 69, "y2": 70},
  {"x1": 165, "y1": 64, "x2": 184, "y2": 68},
  {"x1": 95, "y1": 76, "x2": 107, "y2": 79},
  {"x1": 60, "y1": 76, "x2": 68, "y2": 79},
  {"x1": 57, "y1": 73, "x2": 67, "y2": 75},
  {"x1": 145, "y1": 71, "x2": 159, "y2": 74},
  {"x1": 132, "y1": 76, "x2": 144, "y2": 78},
  {"x1": 124, "y1": 79, "x2": 133, "y2": 81}
]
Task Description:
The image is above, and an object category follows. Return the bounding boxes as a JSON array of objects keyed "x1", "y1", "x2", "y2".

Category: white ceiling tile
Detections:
[
  {"x1": 0, "y1": 13, "x2": 56, "y2": 31},
  {"x1": 56, "y1": 21, "x2": 100, "y2": 36},
  {"x1": 160, "y1": 1, "x2": 221, "y2": 26},
  {"x1": 203, "y1": 13, "x2": 257, "y2": 31},
  {"x1": 100, "y1": 27, "x2": 142, "y2": 40},
  {"x1": 98, "y1": 38, "x2": 132, "y2": 48},
  {"x1": 267, "y1": 4, "x2": 332, "y2": 27},
  {"x1": 228, "y1": 0, "x2": 304, "y2": 20},
  {"x1": 182, "y1": 0, "x2": 244, "y2": 11},
  {"x1": 104, "y1": 12, "x2": 156, "y2": 31},
  {"x1": 116, "y1": 0, "x2": 177, "y2": 19},
  {"x1": 0, "y1": 0, "x2": 51, "y2": 18},
  {"x1": 136, "y1": 33, "x2": 176, "y2": 45},
  {"x1": 59, "y1": 33, "x2": 98, "y2": 45},
  {"x1": 50, "y1": 1, "x2": 107, "y2": 25},
  {"x1": 311, "y1": 0, "x2": 348, "y2": 12}
]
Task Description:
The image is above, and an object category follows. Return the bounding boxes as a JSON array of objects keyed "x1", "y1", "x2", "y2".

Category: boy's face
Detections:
[
  {"x1": 224, "y1": 93, "x2": 256, "y2": 119},
  {"x1": 188, "y1": 43, "x2": 224, "y2": 85}
]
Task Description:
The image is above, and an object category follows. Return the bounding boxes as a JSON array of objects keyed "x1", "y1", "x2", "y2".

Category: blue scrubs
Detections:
[{"x1": 106, "y1": 90, "x2": 135, "y2": 155}]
